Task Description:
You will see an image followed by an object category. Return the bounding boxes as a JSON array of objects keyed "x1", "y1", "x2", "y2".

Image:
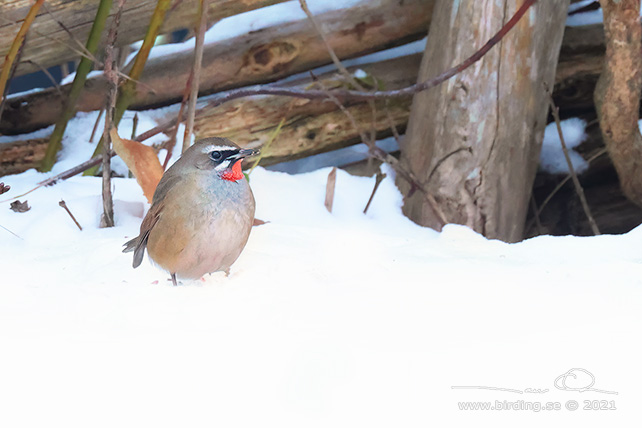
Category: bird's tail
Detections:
[{"x1": 123, "y1": 237, "x2": 146, "y2": 268}]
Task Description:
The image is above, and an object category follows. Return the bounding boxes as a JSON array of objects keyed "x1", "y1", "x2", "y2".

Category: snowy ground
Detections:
[{"x1": 1, "y1": 110, "x2": 641, "y2": 427}]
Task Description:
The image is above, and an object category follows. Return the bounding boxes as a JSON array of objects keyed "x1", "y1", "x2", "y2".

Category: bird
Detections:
[{"x1": 123, "y1": 137, "x2": 259, "y2": 286}]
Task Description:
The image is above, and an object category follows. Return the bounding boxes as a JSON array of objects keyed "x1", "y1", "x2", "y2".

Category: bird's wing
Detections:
[{"x1": 123, "y1": 174, "x2": 181, "y2": 268}]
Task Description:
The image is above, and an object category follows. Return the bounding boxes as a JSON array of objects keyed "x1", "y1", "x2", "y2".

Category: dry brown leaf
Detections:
[
  {"x1": 324, "y1": 167, "x2": 337, "y2": 213},
  {"x1": 0, "y1": 183, "x2": 10, "y2": 195},
  {"x1": 10, "y1": 200, "x2": 30, "y2": 213},
  {"x1": 111, "y1": 128, "x2": 163, "y2": 203}
]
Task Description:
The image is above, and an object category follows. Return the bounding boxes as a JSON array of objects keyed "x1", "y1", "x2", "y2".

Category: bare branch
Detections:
[
  {"x1": 183, "y1": 0, "x2": 209, "y2": 153},
  {"x1": 364, "y1": 171, "x2": 386, "y2": 214},
  {"x1": 14, "y1": 0, "x2": 537, "y2": 195},
  {"x1": 59, "y1": 199, "x2": 83, "y2": 231},
  {"x1": 546, "y1": 86, "x2": 600, "y2": 235}
]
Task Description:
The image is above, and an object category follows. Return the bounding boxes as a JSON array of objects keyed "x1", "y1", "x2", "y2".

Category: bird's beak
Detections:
[{"x1": 230, "y1": 148, "x2": 259, "y2": 160}]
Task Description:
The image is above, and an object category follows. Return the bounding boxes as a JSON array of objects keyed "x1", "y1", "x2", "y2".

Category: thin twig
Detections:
[
  {"x1": 427, "y1": 147, "x2": 472, "y2": 185},
  {"x1": 183, "y1": 0, "x2": 208, "y2": 153},
  {"x1": 300, "y1": 4, "x2": 445, "y2": 224},
  {"x1": 0, "y1": 223, "x2": 22, "y2": 240},
  {"x1": 131, "y1": 112, "x2": 139, "y2": 139},
  {"x1": 247, "y1": 117, "x2": 285, "y2": 175},
  {"x1": 526, "y1": 148, "x2": 607, "y2": 233},
  {"x1": 364, "y1": 171, "x2": 386, "y2": 214},
  {"x1": 384, "y1": 99, "x2": 402, "y2": 145},
  {"x1": 89, "y1": 108, "x2": 105, "y2": 143},
  {"x1": 43, "y1": 2, "x2": 97, "y2": 61},
  {"x1": 60, "y1": 62, "x2": 70, "y2": 79},
  {"x1": 59, "y1": 200, "x2": 83, "y2": 230},
  {"x1": 546, "y1": 86, "x2": 600, "y2": 235},
  {"x1": 298, "y1": 0, "x2": 365, "y2": 91},
  {"x1": 313, "y1": 77, "x2": 447, "y2": 226},
  {"x1": 21, "y1": 59, "x2": 63, "y2": 97},
  {"x1": 9, "y1": 0, "x2": 537, "y2": 198},
  {"x1": 134, "y1": 0, "x2": 538, "y2": 148},
  {"x1": 529, "y1": 195, "x2": 543, "y2": 235},
  {"x1": 100, "y1": 0, "x2": 125, "y2": 228},
  {"x1": 163, "y1": 71, "x2": 192, "y2": 169}
]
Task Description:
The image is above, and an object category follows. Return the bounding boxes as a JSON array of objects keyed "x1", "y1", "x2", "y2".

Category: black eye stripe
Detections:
[
  {"x1": 209, "y1": 149, "x2": 238, "y2": 162},
  {"x1": 220, "y1": 150, "x2": 238, "y2": 159}
]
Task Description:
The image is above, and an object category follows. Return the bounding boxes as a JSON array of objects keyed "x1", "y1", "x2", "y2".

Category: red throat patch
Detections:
[{"x1": 220, "y1": 159, "x2": 244, "y2": 182}]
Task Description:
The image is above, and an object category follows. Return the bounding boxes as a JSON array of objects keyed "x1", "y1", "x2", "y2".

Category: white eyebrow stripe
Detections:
[
  {"x1": 201, "y1": 145, "x2": 238, "y2": 153},
  {"x1": 214, "y1": 160, "x2": 232, "y2": 170}
]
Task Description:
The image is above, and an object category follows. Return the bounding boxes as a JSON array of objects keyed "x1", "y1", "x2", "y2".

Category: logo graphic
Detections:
[{"x1": 452, "y1": 368, "x2": 618, "y2": 395}]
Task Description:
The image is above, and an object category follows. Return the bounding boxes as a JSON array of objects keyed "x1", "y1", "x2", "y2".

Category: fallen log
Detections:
[
  {"x1": 554, "y1": 24, "x2": 605, "y2": 117},
  {"x1": 0, "y1": 24, "x2": 617, "y2": 177},
  {"x1": 188, "y1": 52, "x2": 418, "y2": 164},
  {"x1": 0, "y1": 137, "x2": 47, "y2": 176},
  {"x1": 0, "y1": 0, "x2": 288, "y2": 77},
  {"x1": 0, "y1": 0, "x2": 434, "y2": 135},
  {"x1": 0, "y1": 23, "x2": 617, "y2": 178},
  {"x1": 0, "y1": 54, "x2": 418, "y2": 177}
]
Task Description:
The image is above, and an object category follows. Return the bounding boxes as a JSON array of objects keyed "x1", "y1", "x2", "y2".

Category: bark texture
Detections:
[
  {"x1": 594, "y1": 0, "x2": 642, "y2": 205},
  {"x1": 0, "y1": 0, "x2": 288, "y2": 77},
  {"x1": 0, "y1": 0, "x2": 432, "y2": 135},
  {"x1": 397, "y1": 0, "x2": 570, "y2": 242},
  {"x1": 0, "y1": 55, "x2": 418, "y2": 176}
]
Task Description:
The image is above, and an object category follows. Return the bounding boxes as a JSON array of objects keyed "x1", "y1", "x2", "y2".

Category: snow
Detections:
[
  {"x1": 566, "y1": 10, "x2": 603, "y2": 27},
  {"x1": 566, "y1": 2, "x2": 642, "y2": 27},
  {"x1": 539, "y1": 118, "x2": 589, "y2": 175},
  {"x1": 6, "y1": 87, "x2": 47, "y2": 99},
  {"x1": 1, "y1": 108, "x2": 641, "y2": 427},
  {"x1": 60, "y1": 69, "x2": 103, "y2": 86}
]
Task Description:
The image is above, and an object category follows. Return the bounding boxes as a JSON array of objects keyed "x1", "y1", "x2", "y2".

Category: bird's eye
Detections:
[{"x1": 209, "y1": 151, "x2": 222, "y2": 161}]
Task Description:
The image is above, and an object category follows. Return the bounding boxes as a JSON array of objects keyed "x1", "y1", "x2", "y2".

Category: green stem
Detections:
[
  {"x1": 84, "y1": 0, "x2": 172, "y2": 176},
  {"x1": 247, "y1": 117, "x2": 286, "y2": 175},
  {"x1": 40, "y1": 0, "x2": 113, "y2": 172}
]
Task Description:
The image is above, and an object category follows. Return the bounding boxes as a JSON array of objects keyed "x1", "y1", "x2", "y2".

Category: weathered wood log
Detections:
[
  {"x1": 0, "y1": 137, "x2": 47, "y2": 176},
  {"x1": 0, "y1": 54, "x2": 418, "y2": 176},
  {"x1": 0, "y1": 23, "x2": 619, "y2": 179},
  {"x1": 0, "y1": 21, "x2": 609, "y2": 138},
  {"x1": 172, "y1": 54, "x2": 419, "y2": 165},
  {"x1": 0, "y1": 22, "x2": 619, "y2": 178},
  {"x1": 0, "y1": 0, "x2": 433, "y2": 135},
  {"x1": 397, "y1": 0, "x2": 570, "y2": 242},
  {"x1": 0, "y1": 28, "x2": 618, "y2": 178},
  {"x1": 0, "y1": 0, "x2": 288, "y2": 77}
]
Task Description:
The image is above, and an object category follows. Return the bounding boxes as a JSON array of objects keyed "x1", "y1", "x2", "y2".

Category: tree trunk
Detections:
[
  {"x1": 397, "y1": 0, "x2": 570, "y2": 242},
  {"x1": 594, "y1": 0, "x2": 642, "y2": 206}
]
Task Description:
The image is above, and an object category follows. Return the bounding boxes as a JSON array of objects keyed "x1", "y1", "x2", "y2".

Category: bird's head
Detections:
[{"x1": 182, "y1": 137, "x2": 259, "y2": 182}]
